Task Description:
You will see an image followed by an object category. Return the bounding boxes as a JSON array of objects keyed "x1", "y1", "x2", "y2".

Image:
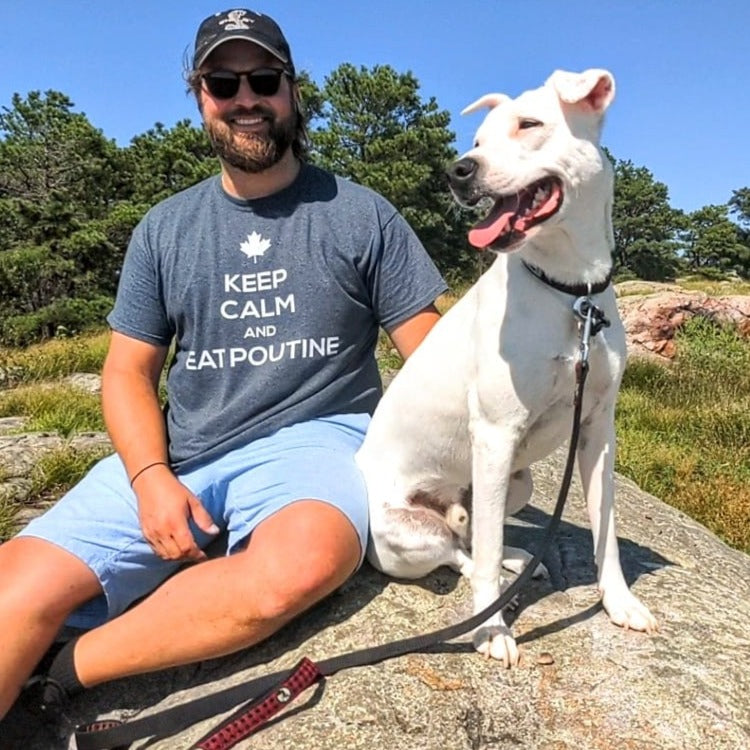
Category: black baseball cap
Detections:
[{"x1": 192, "y1": 9, "x2": 294, "y2": 74}]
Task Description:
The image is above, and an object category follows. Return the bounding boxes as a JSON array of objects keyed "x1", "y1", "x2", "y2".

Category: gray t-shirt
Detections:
[{"x1": 108, "y1": 164, "x2": 447, "y2": 472}]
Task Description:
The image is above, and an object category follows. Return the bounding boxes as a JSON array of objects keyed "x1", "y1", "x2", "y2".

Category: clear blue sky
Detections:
[{"x1": 1, "y1": 0, "x2": 747, "y2": 213}]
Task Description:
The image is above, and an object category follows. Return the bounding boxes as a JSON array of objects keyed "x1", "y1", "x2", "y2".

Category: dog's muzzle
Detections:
[
  {"x1": 446, "y1": 157, "x2": 480, "y2": 202},
  {"x1": 447, "y1": 157, "x2": 564, "y2": 251}
]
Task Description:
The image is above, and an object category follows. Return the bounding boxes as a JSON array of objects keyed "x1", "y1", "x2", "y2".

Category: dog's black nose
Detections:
[{"x1": 447, "y1": 157, "x2": 478, "y2": 186}]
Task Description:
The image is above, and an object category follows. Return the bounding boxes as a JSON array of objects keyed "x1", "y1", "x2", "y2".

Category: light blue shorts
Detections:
[{"x1": 18, "y1": 413, "x2": 370, "y2": 630}]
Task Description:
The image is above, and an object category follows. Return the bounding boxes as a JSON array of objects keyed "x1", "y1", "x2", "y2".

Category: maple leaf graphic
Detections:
[{"x1": 240, "y1": 232, "x2": 271, "y2": 263}]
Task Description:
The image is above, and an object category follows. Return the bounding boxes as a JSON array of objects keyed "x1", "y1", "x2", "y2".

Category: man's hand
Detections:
[{"x1": 133, "y1": 465, "x2": 219, "y2": 562}]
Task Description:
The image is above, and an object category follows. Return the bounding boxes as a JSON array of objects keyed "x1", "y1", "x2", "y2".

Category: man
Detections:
[{"x1": 0, "y1": 8, "x2": 446, "y2": 731}]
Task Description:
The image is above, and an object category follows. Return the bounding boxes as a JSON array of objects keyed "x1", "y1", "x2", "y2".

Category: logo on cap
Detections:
[{"x1": 219, "y1": 9, "x2": 254, "y2": 31}]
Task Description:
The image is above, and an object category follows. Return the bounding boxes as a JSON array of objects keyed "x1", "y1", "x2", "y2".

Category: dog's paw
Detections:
[
  {"x1": 472, "y1": 625, "x2": 520, "y2": 667},
  {"x1": 602, "y1": 589, "x2": 658, "y2": 633},
  {"x1": 451, "y1": 549, "x2": 474, "y2": 578},
  {"x1": 502, "y1": 545, "x2": 549, "y2": 579}
]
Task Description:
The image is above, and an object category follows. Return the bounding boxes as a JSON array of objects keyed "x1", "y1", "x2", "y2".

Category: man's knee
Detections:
[
  {"x1": 0, "y1": 538, "x2": 101, "y2": 623},
  {"x1": 250, "y1": 560, "x2": 347, "y2": 624},
  {"x1": 240, "y1": 500, "x2": 361, "y2": 623}
]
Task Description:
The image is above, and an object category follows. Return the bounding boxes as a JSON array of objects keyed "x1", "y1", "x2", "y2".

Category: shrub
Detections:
[{"x1": 0, "y1": 295, "x2": 113, "y2": 347}]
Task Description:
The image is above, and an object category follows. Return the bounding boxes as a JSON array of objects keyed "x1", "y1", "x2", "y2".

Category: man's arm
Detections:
[
  {"x1": 101, "y1": 331, "x2": 218, "y2": 561},
  {"x1": 101, "y1": 332, "x2": 170, "y2": 476},
  {"x1": 387, "y1": 303, "x2": 441, "y2": 360}
]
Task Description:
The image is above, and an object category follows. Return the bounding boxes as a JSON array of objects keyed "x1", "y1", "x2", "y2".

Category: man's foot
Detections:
[{"x1": 0, "y1": 675, "x2": 70, "y2": 748}]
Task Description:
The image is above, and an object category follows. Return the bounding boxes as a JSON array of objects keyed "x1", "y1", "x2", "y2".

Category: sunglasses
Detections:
[{"x1": 201, "y1": 68, "x2": 288, "y2": 100}]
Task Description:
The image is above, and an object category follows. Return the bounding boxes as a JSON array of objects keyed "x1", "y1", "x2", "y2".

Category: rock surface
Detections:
[
  {"x1": 616, "y1": 286, "x2": 750, "y2": 359},
  {"x1": 2, "y1": 282, "x2": 750, "y2": 749},
  {"x1": 7, "y1": 449, "x2": 747, "y2": 750}
]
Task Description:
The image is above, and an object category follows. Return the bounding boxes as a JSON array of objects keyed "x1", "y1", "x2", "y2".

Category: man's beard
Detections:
[{"x1": 205, "y1": 105, "x2": 296, "y2": 173}]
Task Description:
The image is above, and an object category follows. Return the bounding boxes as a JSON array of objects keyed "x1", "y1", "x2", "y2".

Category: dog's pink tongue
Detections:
[{"x1": 468, "y1": 198, "x2": 517, "y2": 249}]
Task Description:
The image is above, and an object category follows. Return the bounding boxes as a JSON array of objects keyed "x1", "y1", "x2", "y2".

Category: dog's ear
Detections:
[
  {"x1": 547, "y1": 69, "x2": 616, "y2": 114},
  {"x1": 461, "y1": 93, "x2": 509, "y2": 115}
]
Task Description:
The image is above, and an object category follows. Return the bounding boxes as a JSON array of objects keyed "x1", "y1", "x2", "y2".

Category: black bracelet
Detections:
[{"x1": 129, "y1": 461, "x2": 169, "y2": 487}]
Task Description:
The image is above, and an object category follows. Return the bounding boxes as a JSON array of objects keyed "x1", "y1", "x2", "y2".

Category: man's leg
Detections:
[
  {"x1": 0, "y1": 450, "x2": 190, "y2": 721},
  {"x1": 71, "y1": 499, "x2": 360, "y2": 686},
  {"x1": 0, "y1": 538, "x2": 102, "y2": 717}
]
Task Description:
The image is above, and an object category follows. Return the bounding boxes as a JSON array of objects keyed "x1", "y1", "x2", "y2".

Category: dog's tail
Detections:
[{"x1": 445, "y1": 503, "x2": 469, "y2": 542}]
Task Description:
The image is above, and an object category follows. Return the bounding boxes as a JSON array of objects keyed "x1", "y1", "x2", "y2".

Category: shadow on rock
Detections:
[{"x1": 501, "y1": 503, "x2": 674, "y2": 634}]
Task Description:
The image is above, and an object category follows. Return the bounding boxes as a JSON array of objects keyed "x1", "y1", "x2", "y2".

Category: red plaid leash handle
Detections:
[{"x1": 189, "y1": 657, "x2": 323, "y2": 750}]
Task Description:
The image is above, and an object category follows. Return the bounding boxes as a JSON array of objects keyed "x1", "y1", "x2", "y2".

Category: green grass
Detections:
[
  {"x1": 616, "y1": 316, "x2": 750, "y2": 552},
  {"x1": 0, "y1": 499, "x2": 15, "y2": 541},
  {"x1": 0, "y1": 330, "x2": 110, "y2": 388},
  {"x1": 0, "y1": 445, "x2": 110, "y2": 542},
  {"x1": 0, "y1": 330, "x2": 111, "y2": 539},
  {"x1": 28, "y1": 445, "x2": 111, "y2": 501},
  {"x1": 676, "y1": 276, "x2": 750, "y2": 296},
  {"x1": 376, "y1": 329, "x2": 405, "y2": 374},
  {"x1": 613, "y1": 275, "x2": 750, "y2": 298},
  {"x1": 0, "y1": 384, "x2": 104, "y2": 436},
  {"x1": 0, "y1": 467, "x2": 16, "y2": 541}
]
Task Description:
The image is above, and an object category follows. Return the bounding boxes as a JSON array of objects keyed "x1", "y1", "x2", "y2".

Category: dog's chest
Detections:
[
  {"x1": 511, "y1": 341, "x2": 616, "y2": 464},
  {"x1": 472, "y1": 282, "x2": 622, "y2": 461}
]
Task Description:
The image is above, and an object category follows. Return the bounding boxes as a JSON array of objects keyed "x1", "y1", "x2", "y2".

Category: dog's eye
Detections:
[{"x1": 519, "y1": 118, "x2": 543, "y2": 130}]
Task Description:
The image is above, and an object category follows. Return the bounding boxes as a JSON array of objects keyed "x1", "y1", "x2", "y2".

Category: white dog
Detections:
[{"x1": 356, "y1": 68, "x2": 657, "y2": 667}]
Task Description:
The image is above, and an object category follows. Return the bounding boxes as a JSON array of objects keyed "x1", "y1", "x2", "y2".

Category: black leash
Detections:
[{"x1": 74, "y1": 287, "x2": 609, "y2": 750}]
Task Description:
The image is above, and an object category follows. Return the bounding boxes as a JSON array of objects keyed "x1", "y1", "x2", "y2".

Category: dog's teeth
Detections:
[{"x1": 531, "y1": 187, "x2": 547, "y2": 209}]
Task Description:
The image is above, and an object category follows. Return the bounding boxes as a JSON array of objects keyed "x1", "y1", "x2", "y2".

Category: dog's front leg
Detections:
[
  {"x1": 469, "y1": 419, "x2": 520, "y2": 666},
  {"x1": 578, "y1": 405, "x2": 658, "y2": 632}
]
